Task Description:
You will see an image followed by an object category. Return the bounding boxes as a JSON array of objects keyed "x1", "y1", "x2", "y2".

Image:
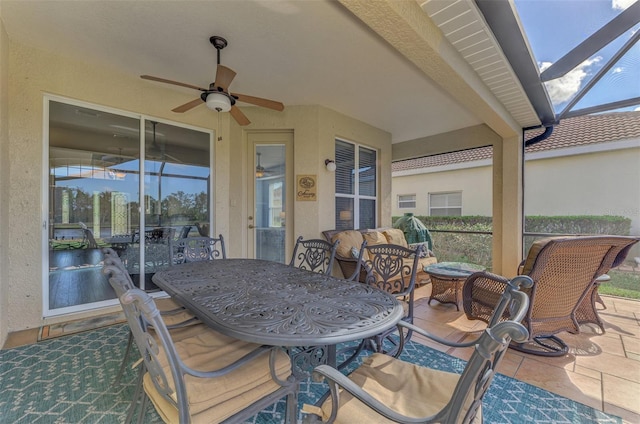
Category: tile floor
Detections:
[
  {"x1": 3, "y1": 284, "x2": 639, "y2": 423},
  {"x1": 412, "y1": 284, "x2": 640, "y2": 424}
]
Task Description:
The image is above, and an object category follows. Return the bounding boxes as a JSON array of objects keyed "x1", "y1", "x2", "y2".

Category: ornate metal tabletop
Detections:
[{"x1": 152, "y1": 259, "x2": 404, "y2": 347}]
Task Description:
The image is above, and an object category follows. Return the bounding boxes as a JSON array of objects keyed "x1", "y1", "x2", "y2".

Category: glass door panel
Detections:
[
  {"x1": 141, "y1": 121, "x2": 211, "y2": 290},
  {"x1": 48, "y1": 101, "x2": 141, "y2": 313},
  {"x1": 47, "y1": 100, "x2": 213, "y2": 315},
  {"x1": 254, "y1": 144, "x2": 286, "y2": 262}
]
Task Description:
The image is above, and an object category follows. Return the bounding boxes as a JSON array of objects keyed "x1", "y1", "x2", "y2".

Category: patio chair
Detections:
[
  {"x1": 302, "y1": 275, "x2": 532, "y2": 424},
  {"x1": 347, "y1": 242, "x2": 424, "y2": 357},
  {"x1": 171, "y1": 235, "x2": 226, "y2": 264},
  {"x1": 463, "y1": 235, "x2": 640, "y2": 356},
  {"x1": 289, "y1": 236, "x2": 339, "y2": 275},
  {"x1": 115, "y1": 287, "x2": 298, "y2": 424},
  {"x1": 102, "y1": 248, "x2": 199, "y2": 385}
]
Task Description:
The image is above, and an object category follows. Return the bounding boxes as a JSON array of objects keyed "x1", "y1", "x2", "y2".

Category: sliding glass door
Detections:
[{"x1": 46, "y1": 98, "x2": 212, "y2": 316}]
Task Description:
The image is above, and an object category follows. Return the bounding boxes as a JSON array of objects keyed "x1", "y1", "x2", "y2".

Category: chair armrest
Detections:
[{"x1": 304, "y1": 364, "x2": 431, "y2": 424}]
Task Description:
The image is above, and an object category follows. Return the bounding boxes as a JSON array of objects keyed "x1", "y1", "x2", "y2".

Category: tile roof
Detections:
[{"x1": 392, "y1": 111, "x2": 640, "y2": 172}]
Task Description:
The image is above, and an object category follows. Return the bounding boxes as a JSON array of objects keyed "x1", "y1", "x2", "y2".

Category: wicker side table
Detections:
[{"x1": 425, "y1": 262, "x2": 486, "y2": 310}]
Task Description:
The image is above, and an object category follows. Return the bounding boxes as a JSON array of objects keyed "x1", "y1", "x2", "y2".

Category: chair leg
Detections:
[
  {"x1": 285, "y1": 389, "x2": 298, "y2": 424},
  {"x1": 125, "y1": 365, "x2": 145, "y2": 424},
  {"x1": 510, "y1": 335, "x2": 569, "y2": 357},
  {"x1": 115, "y1": 330, "x2": 135, "y2": 385}
]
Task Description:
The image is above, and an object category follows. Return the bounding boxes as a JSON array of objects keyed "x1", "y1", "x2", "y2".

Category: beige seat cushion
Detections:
[
  {"x1": 331, "y1": 230, "x2": 365, "y2": 259},
  {"x1": 363, "y1": 231, "x2": 387, "y2": 246},
  {"x1": 143, "y1": 329, "x2": 292, "y2": 423},
  {"x1": 156, "y1": 298, "x2": 198, "y2": 327},
  {"x1": 520, "y1": 237, "x2": 564, "y2": 275},
  {"x1": 382, "y1": 229, "x2": 408, "y2": 248},
  {"x1": 317, "y1": 353, "x2": 479, "y2": 423}
]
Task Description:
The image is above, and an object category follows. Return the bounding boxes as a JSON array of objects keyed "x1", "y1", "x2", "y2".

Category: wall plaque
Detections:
[{"x1": 296, "y1": 175, "x2": 317, "y2": 201}]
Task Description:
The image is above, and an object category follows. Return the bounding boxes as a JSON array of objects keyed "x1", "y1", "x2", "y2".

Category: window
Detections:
[
  {"x1": 398, "y1": 194, "x2": 416, "y2": 209},
  {"x1": 429, "y1": 192, "x2": 462, "y2": 216},
  {"x1": 335, "y1": 139, "x2": 377, "y2": 230}
]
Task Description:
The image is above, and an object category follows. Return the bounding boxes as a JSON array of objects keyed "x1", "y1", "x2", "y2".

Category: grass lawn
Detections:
[{"x1": 599, "y1": 269, "x2": 640, "y2": 300}]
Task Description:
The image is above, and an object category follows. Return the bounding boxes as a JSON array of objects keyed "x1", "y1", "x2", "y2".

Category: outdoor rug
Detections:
[{"x1": 0, "y1": 324, "x2": 621, "y2": 423}]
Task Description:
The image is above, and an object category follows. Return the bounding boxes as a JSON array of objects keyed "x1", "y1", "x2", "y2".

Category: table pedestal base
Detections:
[{"x1": 428, "y1": 275, "x2": 464, "y2": 311}]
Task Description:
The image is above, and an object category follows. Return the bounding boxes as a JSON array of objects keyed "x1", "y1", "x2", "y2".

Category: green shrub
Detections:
[{"x1": 391, "y1": 214, "x2": 634, "y2": 274}]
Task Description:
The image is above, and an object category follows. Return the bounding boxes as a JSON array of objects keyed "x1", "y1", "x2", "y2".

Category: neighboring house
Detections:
[{"x1": 392, "y1": 112, "x2": 640, "y2": 235}]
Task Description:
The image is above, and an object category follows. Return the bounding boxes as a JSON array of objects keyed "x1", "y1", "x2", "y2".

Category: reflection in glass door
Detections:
[
  {"x1": 253, "y1": 144, "x2": 286, "y2": 262},
  {"x1": 47, "y1": 99, "x2": 212, "y2": 315}
]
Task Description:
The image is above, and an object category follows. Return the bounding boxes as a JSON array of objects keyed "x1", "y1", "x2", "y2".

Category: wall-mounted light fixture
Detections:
[{"x1": 325, "y1": 159, "x2": 336, "y2": 172}]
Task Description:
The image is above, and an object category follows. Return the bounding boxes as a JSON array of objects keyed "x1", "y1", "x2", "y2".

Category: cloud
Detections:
[
  {"x1": 541, "y1": 57, "x2": 602, "y2": 104},
  {"x1": 612, "y1": 0, "x2": 636, "y2": 10},
  {"x1": 635, "y1": 106, "x2": 640, "y2": 111},
  {"x1": 612, "y1": 67, "x2": 624, "y2": 73}
]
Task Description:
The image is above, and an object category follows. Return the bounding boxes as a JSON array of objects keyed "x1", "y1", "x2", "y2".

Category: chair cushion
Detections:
[
  {"x1": 155, "y1": 298, "x2": 198, "y2": 327},
  {"x1": 520, "y1": 237, "x2": 560, "y2": 275},
  {"x1": 318, "y1": 353, "x2": 480, "y2": 423},
  {"x1": 331, "y1": 230, "x2": 365, "y2": 259},
  {"x1": 363, "y1": 231, "x2": 387, "y2": 246},
  {"x1": 382, "y1": 229, "x2": 408, "y2": 248},
  {"x1": 143, "y1": 329, "x2": 292, "y2": 423}
]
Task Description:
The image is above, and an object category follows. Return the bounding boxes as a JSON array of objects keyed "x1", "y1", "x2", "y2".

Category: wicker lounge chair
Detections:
[{"x1": 462, "y1": 235, "x2": 639, "y2": 356}]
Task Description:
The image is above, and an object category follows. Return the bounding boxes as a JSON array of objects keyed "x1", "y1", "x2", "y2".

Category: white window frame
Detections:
[
  {"x1": 428, "y1": 191, "x2": 462, "y2": 216},
  {"x1": 335, "y1": 138, "x2": 378, "y2": 229},
  {"x1": 398, "y1": 194, "x2": 416, "y2": 209}
]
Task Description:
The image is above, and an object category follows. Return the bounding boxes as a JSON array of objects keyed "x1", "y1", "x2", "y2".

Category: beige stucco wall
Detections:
[
  {"x1": 525, "y1": 146, "x2": 640, "y2": 235},
  {"x1": 392, "y1": 164, "x2": 492, "y2": 217},
  {"x1": 392, "y1": 143, "x2": 640, "y2": 267},
  {"x1": 0, "y1": 9, "x2": 10, "y2": 345},
  {"x1": 4, "y1": 39, "x2": 391, "y2": 333},
  {"x1": 226, "y1": 104, "x2": 391, "y2": 258}
]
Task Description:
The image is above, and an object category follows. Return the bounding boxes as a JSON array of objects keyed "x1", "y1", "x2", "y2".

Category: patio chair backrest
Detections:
[
  {"x1": 171, "y1": 235, "x2": 226, "y2": 264},
  {"x1": 522, "y1": 236, "x2": 638, "y2": 331},
  {"x1": 288, "y1": 236, "x2": 339, "y2": 275},
  {"x1": 102, "y1": 247, "x2": 135, "y2": 296}
]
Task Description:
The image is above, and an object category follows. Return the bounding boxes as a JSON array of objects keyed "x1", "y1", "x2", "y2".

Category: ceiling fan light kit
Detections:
[
  {"x1": 204, "y1": 92, "x2": 232, "y2": 112},
  {"x1": 140, "y1": 35, "x2": 284, "y2": 126}
]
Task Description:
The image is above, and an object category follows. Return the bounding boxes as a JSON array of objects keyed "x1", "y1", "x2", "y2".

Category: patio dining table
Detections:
[{"x1": 152, "y1": 258, "x2": 404, "y2": 373}]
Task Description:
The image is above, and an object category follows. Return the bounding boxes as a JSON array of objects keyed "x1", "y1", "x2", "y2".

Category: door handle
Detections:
[{"x1": 248, "y1": 224, "x2": 255, "y2": 229}]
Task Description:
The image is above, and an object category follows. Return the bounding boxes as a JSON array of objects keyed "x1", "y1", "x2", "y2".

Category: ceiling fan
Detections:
[{"x1": 141, "y1": 36, "x2": 284, "y2": 126}]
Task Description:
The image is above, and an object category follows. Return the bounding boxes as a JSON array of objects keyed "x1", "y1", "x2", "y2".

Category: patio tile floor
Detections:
[{"x1": 412, "y1": 284, "x2": 640, "y2": 424}]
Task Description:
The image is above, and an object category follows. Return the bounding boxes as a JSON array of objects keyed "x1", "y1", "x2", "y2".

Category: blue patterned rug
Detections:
[{"x1": 0, "y1": 324, "x2": 620, "y2": 423}]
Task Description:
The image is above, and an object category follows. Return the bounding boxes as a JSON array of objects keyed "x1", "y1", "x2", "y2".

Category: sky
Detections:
[{"x1": 514, "y1": 0, "x2": 640, "y2": 114}]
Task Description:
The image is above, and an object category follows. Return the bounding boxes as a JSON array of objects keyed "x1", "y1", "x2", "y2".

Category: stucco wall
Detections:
[
  {"x1": 525, "y1": 147, "x2": 640, "y2": 235},
  {"x1": 0, "y1": 10, "x2": 10, "y2": 345},
  {"x1": 392, "y1": 163, "x2": 492, "y2": 217},
  {"x1": 5, "y1": 41, "x2": 226, "y2": 331},
  {"x1": 392, "y1": 145, "x2": 640, "y2": 235},
  {"x1": 226, "y1": 104, "x2": 391, "y2": 258},
  {"x1": 5, "y1": 39, "x2": 391, "y2": 332}
]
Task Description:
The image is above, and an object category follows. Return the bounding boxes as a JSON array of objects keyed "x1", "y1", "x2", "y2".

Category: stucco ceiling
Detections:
[{"x1": 0, "y1": 0, "x2": 535, "y2": 143}]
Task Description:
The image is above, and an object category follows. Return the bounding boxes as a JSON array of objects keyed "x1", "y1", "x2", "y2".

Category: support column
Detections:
[{"x1": 492, "y1": 135, "x2": 523, "y2": 276}]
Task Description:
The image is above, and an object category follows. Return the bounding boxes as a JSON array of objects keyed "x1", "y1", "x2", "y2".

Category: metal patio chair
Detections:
[
  {"x1": 171, "y1": 235, "x2": 226, "y2": 264},
  {"x1": 302, "y1": 275, "x2": 532, "y2": 424},
  {"x1": 289, "y1": 236, "x2": 339, "y2": 275}
]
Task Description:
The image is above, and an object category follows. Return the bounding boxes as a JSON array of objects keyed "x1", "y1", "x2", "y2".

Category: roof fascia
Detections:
[{"x1": 475, "y1": 0, "x2": 556, "y2": 127}]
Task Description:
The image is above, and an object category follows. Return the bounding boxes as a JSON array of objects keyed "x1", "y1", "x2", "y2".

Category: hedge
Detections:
[
  {"x1": 392, "y1": 215, "x2": 631, "y2": 236},
  {"x1": 390, "y1": 215, "x2": 633, "y2": 270}
]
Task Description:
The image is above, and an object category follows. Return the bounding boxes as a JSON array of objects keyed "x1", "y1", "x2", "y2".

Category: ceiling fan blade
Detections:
[
  {"x1": 172, "y1": 98, "x2": 203, "y2": 113},
  {"x1": 141, "y1": 75, "x2": 207, "y2": 91},
  {"x1": 232, "y1": 93, "x2": 284, "y2": 111},
  {"x1": 230, "y1": 105, "x2": 251, "y2": 126},
  {"x1": 214, "y1": 65, "x2": 237, "y2": 91}
]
